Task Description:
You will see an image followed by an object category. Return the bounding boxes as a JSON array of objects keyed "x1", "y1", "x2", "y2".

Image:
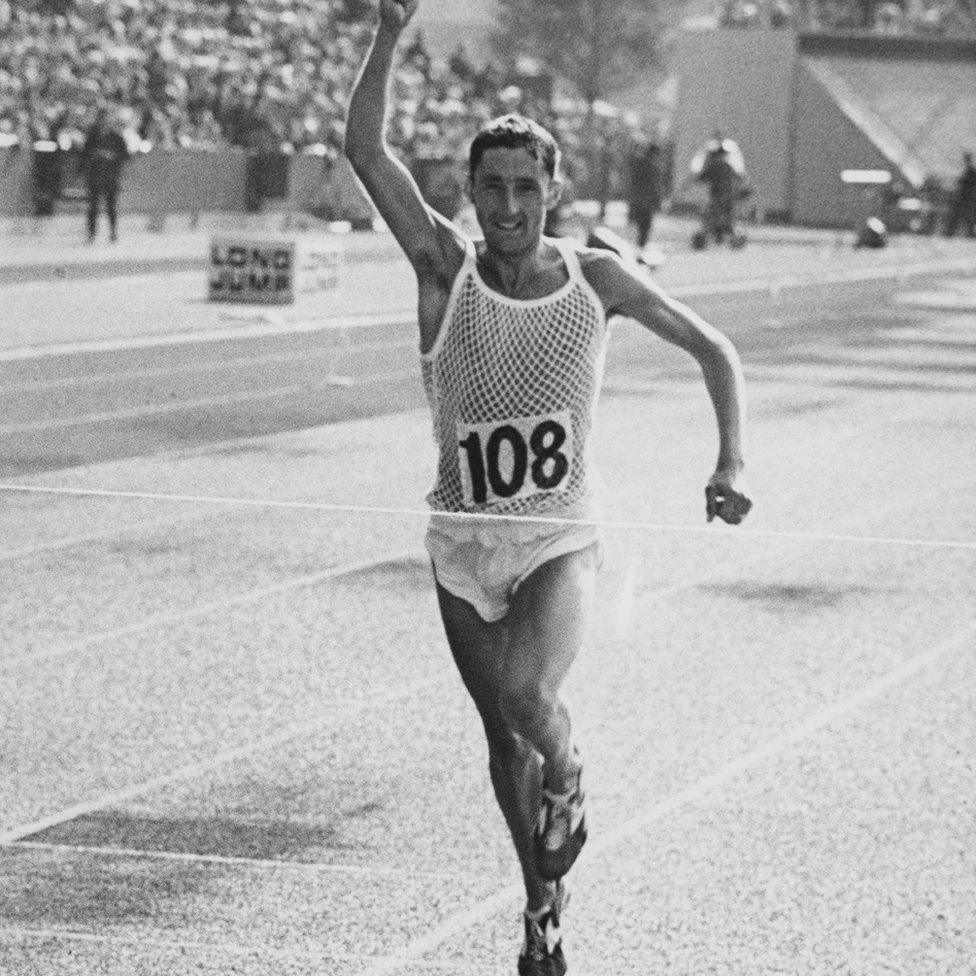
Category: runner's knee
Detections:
[{"x1": 498, "y1": 679, "x2": 557, "y2": 739}]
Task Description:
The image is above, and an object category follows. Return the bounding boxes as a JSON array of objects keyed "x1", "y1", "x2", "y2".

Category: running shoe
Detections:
[
  {"x1": 517, "y1": 882, "x2": 568, "y2": 976},
  {"x1": 533, "y1": 764, "x2": 587, "y2": 881}
]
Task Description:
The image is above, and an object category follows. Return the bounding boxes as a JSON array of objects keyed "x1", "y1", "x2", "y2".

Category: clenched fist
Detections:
[
  {"x1": 379, "y1": 0, "x2": 419, "y2": 31},
  {"x1": 705, "y1": 468, "x2": 753, "y2": 526}
]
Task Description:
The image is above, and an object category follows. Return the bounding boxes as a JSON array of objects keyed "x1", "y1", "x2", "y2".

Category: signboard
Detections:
[
  {"x1": 208, "y1": 237, "x2": 296, "y2": 304},
  {"x1": 207, "y1": 235, "x2": 345, "y2": 305}
]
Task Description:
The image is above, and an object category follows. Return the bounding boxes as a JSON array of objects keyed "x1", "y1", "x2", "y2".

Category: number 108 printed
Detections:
[{"x1": 456, "y1": 412, "x2": 575, "y2": 506}]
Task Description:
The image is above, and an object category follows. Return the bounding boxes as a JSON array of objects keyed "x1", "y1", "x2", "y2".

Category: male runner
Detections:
[{"x1": 345, "y1": 3, "x2": 753, "y2": 973}]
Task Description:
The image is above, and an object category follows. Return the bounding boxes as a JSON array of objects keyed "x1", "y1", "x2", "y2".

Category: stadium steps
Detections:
[{"x1": 803, "y1": 54, "x2": 976, "y2": 185}]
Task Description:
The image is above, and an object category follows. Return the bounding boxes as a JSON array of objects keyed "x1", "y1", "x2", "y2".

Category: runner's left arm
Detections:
[{"x1": 585, "y1": 252, "x2": 753, "y2": 525}]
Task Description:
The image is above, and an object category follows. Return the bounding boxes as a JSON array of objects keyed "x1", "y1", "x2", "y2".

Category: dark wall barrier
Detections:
[
  {"x1": 30, "y1": 143, "x2": 66, "y2": 216},
  {"x1": 245, "y1": 151, "x2": 290, "y2": 213},
  {"x1": 0, "y1": 147, "x2": 376, "y2": 223}
]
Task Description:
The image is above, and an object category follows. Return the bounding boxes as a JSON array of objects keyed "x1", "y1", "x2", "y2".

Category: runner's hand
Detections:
[
  {"x1": 379, "y1": 0, "x2": 418, "y2": 31},
  {"x1": 705, "y1": 468, "x2": 753, "y2": 525}
]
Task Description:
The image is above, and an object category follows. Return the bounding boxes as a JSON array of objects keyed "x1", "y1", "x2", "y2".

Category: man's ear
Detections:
[{"x1": 545, "y1": 178, "x2": 564, "y2": 210}]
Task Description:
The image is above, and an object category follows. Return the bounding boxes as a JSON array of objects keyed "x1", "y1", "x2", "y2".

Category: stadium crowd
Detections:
[
  {"x1": 2, "y1": 0, "x2": 970, "y2": 231},
  {"x1": 6, "y1": 0, "x2": 970, "y2": 160},
  {"x1": 0, "y1": 0, "x2": 632, "y2": 182},
  {"x1": 1, "y1": 0, "x2": 386, "y2": 154}
]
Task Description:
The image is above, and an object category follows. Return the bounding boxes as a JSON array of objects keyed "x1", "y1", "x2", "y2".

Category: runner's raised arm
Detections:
[{"x1": 343, "y1": 0, "x2": 462, "y2": 275}]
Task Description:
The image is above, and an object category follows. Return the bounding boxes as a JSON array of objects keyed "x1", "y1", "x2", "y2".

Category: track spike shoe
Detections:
[
  {"x1": 533, "y1": 763, "x2": 587, "y2": 881},
  {"x1": 517, "y1": 883, "x2": 568, "y2": 976}
]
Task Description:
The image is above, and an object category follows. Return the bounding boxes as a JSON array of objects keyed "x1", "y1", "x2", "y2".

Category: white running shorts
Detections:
[{"x1": 425, "y1": 513, "x2": 602, "y2": 623}]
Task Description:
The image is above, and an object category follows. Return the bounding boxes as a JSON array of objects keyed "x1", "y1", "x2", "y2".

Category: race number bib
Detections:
[{"x1": 456, "y1": 411, "x2": 575, "y2": 506}]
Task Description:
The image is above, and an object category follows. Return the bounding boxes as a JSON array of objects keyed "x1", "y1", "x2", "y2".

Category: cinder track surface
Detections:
[{"x1": 1, "y1": 227, "x2": 975, "y2": 974}]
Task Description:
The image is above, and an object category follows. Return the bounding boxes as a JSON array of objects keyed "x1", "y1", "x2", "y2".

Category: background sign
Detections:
[
  {"x1": 208, "y1": 237, "x2": 296, "y2": 304},
  {"x1": 208, "y1": 235, "x2": 345, "y2": 304}
]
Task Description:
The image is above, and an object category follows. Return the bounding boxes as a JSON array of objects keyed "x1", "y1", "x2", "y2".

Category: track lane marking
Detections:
[
  {"x1": 0, "y1": 311, "x2": 415, "y2": 363},
  {"x1": 0, "y1": 518, "x2": 175, "y2": 563},
  {"x1": 2, "y1": 548, "x2": 425, "y2": 669},
  {"x1": 0, "y1": 337, "x2": 416, "y2": 395},
  {"x1": 0, "y1": 670, "x2": 447, "y2": 846},
  {"x1": 0, "y1": 926, "x2": 391, "y2": 969},
  {"x1": 0, "y1": 368, "x2": 420, "y2": 434},
  {"x1": 5, "y1": 617, "x2": 972, "y2": 970},
  {"x1": 6, "y1": 840, "x2": 461, "y2": 881},
  {"x1": 9, "y1": 465, "x2": 934, "y2": 669},
  {"x1": 2, "y1": 255, "x2": 972, "y2": 364},
  {"x1": 355, "y1": 616, "x2": 976, "y2": 975}
]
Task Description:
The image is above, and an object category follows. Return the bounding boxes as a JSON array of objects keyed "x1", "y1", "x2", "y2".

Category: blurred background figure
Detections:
[
  {"x1": 626, "y1": 137, "x2": 664, "y2": 250},
  {"x1": 689, "y1": 132, "x2": 749, "y2": 249},
  {"x1": 80, "y1": 107, "x2": 130, "y2": 243},
  {"x1": 944, "y1": 151, "x2": 976, "y2": 238},
  {"x1": 689, "y1": 131, "x2": 746, "y2": 182}
]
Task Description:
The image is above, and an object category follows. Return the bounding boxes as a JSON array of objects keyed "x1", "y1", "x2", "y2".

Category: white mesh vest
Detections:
[{"x1": 421, "y1": 237, "x2": 610, "y2": 519}]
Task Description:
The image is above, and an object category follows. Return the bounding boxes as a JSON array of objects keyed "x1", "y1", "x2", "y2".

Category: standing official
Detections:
[{"x1": 80, "y1": 107, "x2": 130, "y2": 243}]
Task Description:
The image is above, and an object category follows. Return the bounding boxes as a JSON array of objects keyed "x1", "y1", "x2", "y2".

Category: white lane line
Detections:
[
  {"x1": 3, "y1": 254, "x2": 971, "y2": 366},
  {"x1": 356, "y1": 616, "x2": 976, "y2": 976},
  {"x1": 2, "y1": 548, "x2": 425, "y2": 669},
  {"x1": 807, "y1": 346, "x2": 976, "y2": 369},
  {"x1": 0, "y1": 926, "x2": 378, "y2": 969},
  {"x1": 0, "y1": 368, "x2": 420, "y2": 435},
  {"x1": 2, "y1": 484, "x2": 974, "y2": 553},
  {"x1": 0, "y1": 521, "x2": 158, "y2": 563},
  {"x1": 590, "y1": 617, "x2": 976, "y2": 855},
  {"x1": 883, "y1": 328, "x2": 976, "y2": 346},
  {"x1": 0, "y1": 337, "x2": 416, "y2": 395},
  {"x1": 0, "y1": 311, "x2": 414, "y2": 363},
  {"x1": 7, "y1": 840, "x2": 461, "y2": 881},
  {"x1": 0, "y1": 670, "x2": 447, "y2": 846},
  {"x1": 744, "y1": 360, "x2": 976, "y2": 392},
  {"x1": 664, "y1": 254, "x2": 976, "y2": 301}
]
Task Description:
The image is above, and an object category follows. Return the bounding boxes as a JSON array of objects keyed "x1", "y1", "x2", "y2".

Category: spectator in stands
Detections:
[
  {"x1": 80, "y1": 106, "x2": 129, "y2": 242},
  {"x1": 944, "y1": 151, "x2": 976, "y2": 238},
  {"x1": 626, "y1": 137, "x2": 664, "y2": 250}
]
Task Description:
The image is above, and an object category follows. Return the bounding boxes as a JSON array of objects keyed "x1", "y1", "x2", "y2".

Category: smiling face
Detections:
[{"x1": 468, "y1": 147, "x2": 562, "y2": 258}]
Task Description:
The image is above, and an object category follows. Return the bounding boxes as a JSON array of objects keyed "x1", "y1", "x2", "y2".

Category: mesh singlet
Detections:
[{"x1": 420, "y1": 237, "x2": 610, "y2": 519}]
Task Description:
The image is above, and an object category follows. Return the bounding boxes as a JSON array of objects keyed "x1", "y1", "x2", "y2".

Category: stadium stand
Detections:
[
  {"x1": 0, "y1": 0, "x2": 616, "y2": 165},
  {"x1": 0, "y1": 0, "x2": 658, "y2": 225},
  {"x1": 1, "y1": 0, "x2": 971, "y2": 227},
  {"x1": 804, "y1": 53, "x2": 976, "y2": 183}
]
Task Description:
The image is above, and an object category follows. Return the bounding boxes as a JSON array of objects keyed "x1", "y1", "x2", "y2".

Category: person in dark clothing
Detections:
[
  {"x1": 626, "y1": 140, "x2": 664, "y2": 250},
  {"x1": 80, "y1": 108, "x2": 130, "y2": 242},
  {"x1": 697, "y1": 141, "x2": 744, "y2": 245},
  {"x1": 944, "y1": 152, "x2": 976, "y2": 238}
]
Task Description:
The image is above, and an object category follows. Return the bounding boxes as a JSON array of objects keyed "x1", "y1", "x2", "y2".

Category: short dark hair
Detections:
[{"x1": 469, "y1": 114, "x2": 561, "y2": 180}]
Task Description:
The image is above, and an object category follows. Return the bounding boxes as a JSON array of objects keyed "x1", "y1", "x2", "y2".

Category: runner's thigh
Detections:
[
  {"x1": 506, "y1": 545, "x2": 598, "y2": 695},
  {"x1": 435, "y1": 579, "x2": 508, "y2": 715}
]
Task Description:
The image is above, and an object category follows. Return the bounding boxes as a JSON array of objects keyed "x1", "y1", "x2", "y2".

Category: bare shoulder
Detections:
[
  {"x1": 576, "y1": 245, "x2": 627, "y2": 290},
  {"x1": 576, "y1": 245, "x2": 665, "y2": 316}
]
